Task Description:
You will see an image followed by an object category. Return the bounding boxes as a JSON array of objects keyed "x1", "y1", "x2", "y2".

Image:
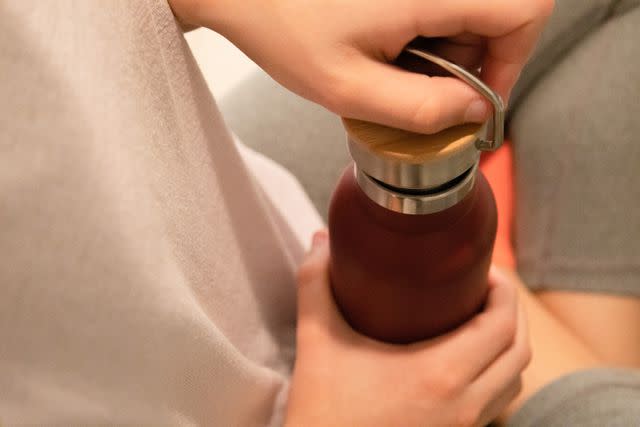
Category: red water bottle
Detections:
[{"x1": 328, "y1": 48, "x2": 505, "y2": 344}]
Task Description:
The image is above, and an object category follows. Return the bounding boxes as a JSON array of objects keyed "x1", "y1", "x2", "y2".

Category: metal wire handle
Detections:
[{"x1": 405, "y1": 47, "x2": 505, "y2": 151}]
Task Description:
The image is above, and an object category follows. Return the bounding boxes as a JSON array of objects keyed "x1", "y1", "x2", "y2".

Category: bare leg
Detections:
[
  {"x1": 538, "y1": 291, "x2": 640, "y2": 368},
  {"x1": 495, "y1": 269, "x2": 602, "y2": 423}
]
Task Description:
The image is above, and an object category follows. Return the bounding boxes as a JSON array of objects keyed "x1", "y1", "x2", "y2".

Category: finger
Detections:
[
  {"x1": 480, "y1": 18, "x2": 549, "y2": 103},
  {"x1": 475, "y1": 376, "x2": 523, "y2": 427},
  {"x1": 410, "y1": 270, "x2": 519, "y2": 382},
  {"x1": 463, "y1": 0, "x2": 554, "y2": 103},
  {"x1": 412, "y1": 0, "x2": 555, "y2": 102},
  {"x1": 296, "y1": 230, "x2": 350, "y2": 336},
  {"x1": 333, "y1": 57, "x2": 491, "y2": 134},
  {"x1": 467, "y1": 298, "x2": 531, "y2": 414}
]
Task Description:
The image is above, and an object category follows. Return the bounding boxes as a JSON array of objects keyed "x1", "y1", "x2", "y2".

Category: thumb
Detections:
[
  {"x1": 296, "y1": 230, "x2": 347, "y2": 335},
  {"x1": 333, "y1": 56, "x2": 490, "y2": 134}
]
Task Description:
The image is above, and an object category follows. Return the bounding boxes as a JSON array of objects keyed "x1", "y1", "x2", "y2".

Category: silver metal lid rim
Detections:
[
  {"x1": 354, "y1": 162, "x2": 478, "y2": 215},
  {"x1": 348, "y1": 135, "x2": 480, "y2": 190}
]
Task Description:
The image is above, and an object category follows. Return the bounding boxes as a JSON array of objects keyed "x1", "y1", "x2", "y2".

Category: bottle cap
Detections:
[
  {"x1": 343, "y1": 47, "x2": 504, "y2": 191},
  {"x1": 344, "y1": 119, "x2": 481, "y2": 190}
]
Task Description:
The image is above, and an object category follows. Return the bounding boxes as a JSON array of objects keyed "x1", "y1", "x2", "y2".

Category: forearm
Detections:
[{"x1": 168, "y1": 0, "x2": 245, "y2": 36}]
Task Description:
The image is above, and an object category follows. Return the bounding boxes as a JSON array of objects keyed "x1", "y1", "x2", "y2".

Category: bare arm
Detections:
[{"x1": 168, "y1": 0, "x2": 553, "y2": 134}]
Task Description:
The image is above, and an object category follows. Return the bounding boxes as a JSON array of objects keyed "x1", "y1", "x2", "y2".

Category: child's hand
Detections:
[
  {"x1": 284, "y1": 231, "x2": 530, "y2": 427},
  {"x1": 170, "y1": 0, "x2": 553, "y2": 133}
]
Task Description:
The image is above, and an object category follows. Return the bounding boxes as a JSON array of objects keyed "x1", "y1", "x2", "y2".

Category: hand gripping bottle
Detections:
[{"x1": 328, "y1": 48, "x2": 505, "y2": 344}]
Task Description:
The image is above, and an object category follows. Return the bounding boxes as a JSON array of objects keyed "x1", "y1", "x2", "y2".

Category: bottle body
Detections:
[{"x1": 328, "y1": 163, "x2": 497, "y2": 344}]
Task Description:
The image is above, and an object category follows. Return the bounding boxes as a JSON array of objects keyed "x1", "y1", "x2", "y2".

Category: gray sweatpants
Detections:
[{"x1": 219, "y1": 0, "x2": 640, "y2": 424}]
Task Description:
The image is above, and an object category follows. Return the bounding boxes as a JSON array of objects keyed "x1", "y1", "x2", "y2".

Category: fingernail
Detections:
[
  {"x1": 311, "y1": 230, "x2": 328, "y2": 249},
  {"x1": 465, "y1": 99, "x2": 489, "y2": 123}
]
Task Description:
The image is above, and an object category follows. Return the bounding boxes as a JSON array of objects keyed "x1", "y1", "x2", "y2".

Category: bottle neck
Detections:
[{"x1": 354, "y1": 161, "x2": 478, "y2": 215}]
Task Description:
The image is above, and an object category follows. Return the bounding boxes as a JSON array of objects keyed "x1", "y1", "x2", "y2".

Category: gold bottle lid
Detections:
[
  {"x1": 343, "y1": 118, "x2": 482, "y2": 190},
  {"x1": 340, "y1": 46, "x2": 504, "y2": 213}
]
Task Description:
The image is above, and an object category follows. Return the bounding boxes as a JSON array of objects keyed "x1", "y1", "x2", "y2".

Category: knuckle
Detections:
[
  {"x1": 318, "y1": 69, "x2": 357, "y2": 116},
  {"x1": 495, "y1": 314, "x2": 517, "y2": 346},
  {"x1": 431, "y1": 369, "x2": 464, "y2": 400}
]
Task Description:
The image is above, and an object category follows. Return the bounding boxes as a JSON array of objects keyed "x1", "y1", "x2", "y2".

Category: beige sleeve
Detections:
[{"x1": 0, "y1": 1, "x2": 319, "y2": 425}]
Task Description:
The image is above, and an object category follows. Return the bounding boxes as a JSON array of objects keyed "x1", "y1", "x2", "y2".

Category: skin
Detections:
[
  {"x1": 289, "y1": 237, "x2": 610, "y2": 426},
  {"x1": 169, "y1": 0, "x2": 554, "y2": 134},
  {"x1": 538, "y1": 291, "x2": 640, "y2": 368},
  {"x1": 288, "y1": 231, "x2": 530, "y2": 427},
  {"x1": 490, "y1": 269, "x2": 602, "y2": 422}
]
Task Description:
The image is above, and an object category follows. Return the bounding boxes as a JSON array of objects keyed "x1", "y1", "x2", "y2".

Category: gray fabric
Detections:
[
  {"x1": 509, "y1": 0, "x2": 640, "y2": 109},
  {"x1": 510, "y1": 5, "x2": 640, "y2": 296},
  {"x1": 507, "y1": 368, "x2": 640, "y2": 427}
]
